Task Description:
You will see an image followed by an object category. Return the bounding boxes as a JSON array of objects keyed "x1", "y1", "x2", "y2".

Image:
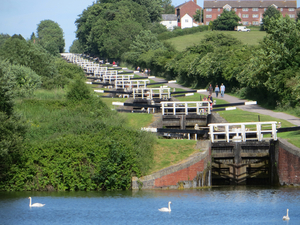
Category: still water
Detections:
[{"x1": 0, "y1": 186, "x2": 299, "y2": 225}]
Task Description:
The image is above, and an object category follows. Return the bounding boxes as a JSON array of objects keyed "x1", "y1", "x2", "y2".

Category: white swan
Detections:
[
  {"x1": 28, "y1": 197, "x2": 45, "y2": 207},
  {"x1": 158, "y1": 201, "x2": 171, "y2": 212},
  {"x1": 283, "y1": 209, "x2": 290, "y2": 220}
]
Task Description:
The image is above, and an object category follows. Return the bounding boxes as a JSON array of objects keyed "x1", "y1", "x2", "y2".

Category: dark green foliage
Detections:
[
  {"x1": 161, "y1": 0, "x2": 175, "y2": 14},
  {"x1": 204, "y1": 32, "x2": 242, "y2": 46},
  {"x1": 166, "y1": 32, "x2": 242, "y2": 88},
  {"x1": 0, "y1": 60, "x2": 16, "y2": 116},
  {"x1": 122, "y1": 30, "x2": 165, "y2": 67},
  {"x1": 99, "y1": 0, "x2": 162, "y2": 22},
  {"x1": 37, "y1": 20, "x2": 65, "y2": 55},
  {"x1": 297, "y1": 11, "x2": 300, "y2": 22},
  {"x1": 0, "y1": 96, "x2": 155, "y2": 191},
  {"x1": 148, "y1": 22, "x2": 168, "y2": 35},
  {"x1": 76, "y1": 0, "x2": 151, "y2": 58},
  {"x1": 5, "y1": 64, "x2": 41, "y2": 98},
  {"x1": 0, "y1": 35, "x2": 58, "y2": 78},
  {"x1": 69, "y1": 39, "x2": 84, "y2": 53},
  {"x1": 42, "y1": 58, "x2": 85, "y2": 90},
  {"x1": 193, "y1": 9, "x2": 203, "y2": 23},
  {"x1": 0, "y1": 112, "x2": 27, "y2": 183},
  {"x1": 212, "y1": 10, "x2": 241, "y2": 30},
  {"x1": 0, "y1": 33, "x2": 10, "y2": 48},
  {"x1": 260, "y1": 6, "x2": 281, "y2": 31},
  {"x1": 66, "y1": 79, "x2": 92, "y2": 102},
  {"x1": 239, "y1": 16, "x2": 300, "y2": 107},
  {"x1": 0, "y1": 60, "x2": 28, "y2": 183}
]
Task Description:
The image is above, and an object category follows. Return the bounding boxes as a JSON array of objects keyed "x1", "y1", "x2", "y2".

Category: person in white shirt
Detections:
[{"x1": 220, "y1": 83, "x2": 225, "y2": 97}]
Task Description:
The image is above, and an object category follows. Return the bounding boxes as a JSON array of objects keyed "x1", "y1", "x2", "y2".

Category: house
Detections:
[
  {"x1": 160, "y1": 14, "x2": 178, "y2": 30},
  {"x1": 203, "y1": 0, "x2": 297, "y2": 26},
  {"x1": 181, "y1": 13, "x2": 199, "y2": 29},
  {"x1": 175, "y1": 0, "x2": 202, "y2": 28}
]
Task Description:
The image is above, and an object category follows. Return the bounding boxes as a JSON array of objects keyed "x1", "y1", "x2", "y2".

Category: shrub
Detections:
[{"x1": 66, "y1": 79, "x2": 92, "y2": 102}]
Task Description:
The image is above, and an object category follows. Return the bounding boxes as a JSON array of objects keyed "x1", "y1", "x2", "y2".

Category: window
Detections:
[
  {"x1": 281, "y1": 8, "x2": 283, "y2": 11},
  {"x1": 218, "y1": 14, "x2": 220, "y2": 17},
  {"x1": 243, "y1": 21, "x2": 249, "y2": 25},
  {"x1": 185, "y1": 19, "x2": 189, "y2": 22},
  {"x1": 264, "y1": 8, "x2": 267, "y2": 11},
  {"x1": 206, "y1": 22, "x2": 210, "y2": 25},
  {"x1": 223, "y1": 4, "x2": 231, "y2": 11},
  {"x1": 252, "y1": 14, "x2": 259, "y2": 18},
  {"x1": 206, "y1": 14, "x2": 212, "y2": 18},
  {"x1": 290, "y1": 14, "x2": 295, "y2": 18},
  {"x1": 289, "y1": 8, "x2": 295, "y2": 11},
  {"x1": 242, "y1": 8, "x2": 248, "y2": 11},
  {"x1": 242, "y1": 14, "x2": 249, "y2": 18},
  {"x1": 253, "y1": 21, "x2": 259, "y2": 25},
  {"x1": 234, "y1": 8, "x2": 237, "y2": 11},
  {"x1": 218, "y1": 8, "x2": 220, "y2": 11},
  {"x1": 252, "y1": 8, "x2": 258, "y2": 11},
  {"x1": 206, "y1": 8, "x2": 212, "y2": 11}
]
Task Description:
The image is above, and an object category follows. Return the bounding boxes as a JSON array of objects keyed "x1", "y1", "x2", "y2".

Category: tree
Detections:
[
  {"x1": 297, "y1": 11, "x2": 300, "y2": 22},
  {"x1": 69, "y1": 39, "x2": 83, "y2": 53},
  {"x1": 0, "y1": 33, "x2": 10, "y2": 48},
  {"x1": 66, "y1": 78, "x2": 92, "y2": 102},
  {"x1": 193, "y1": 9, "x2": 203, "y2": 23},
  {"x1": 161, "y1": 0, "x2": 175, "y2": 14},
  {"x1": 239, "y1": 16, "x2": 300, "y2": 107},
  {"x1": 122, "y1": 30, "x2": 165, "y2": 67},
  {"x1": 37, "y1": 20, "x2": 65, "y2": 55},
  {"x1": 0, "y1": 61, "x2": 27, "y2": 182},
  {"x1": 99, "y1": 0, "x2": 162, "y2": 22},
  {"x1": 30, "y1": 32, "x2": 36, "y2": 43},
  {"x1": 0, "y1": 35, "x2": 58, "y2": 78},
  {"x1": 212, "y1": 10, "x2": 241, "y2": 30},
  {"x1": 75, "y1": 0, "x2": 152, "y2": 58},
  {"x1": 260, "y1": 6, "x2": 281, "y2": 31}
]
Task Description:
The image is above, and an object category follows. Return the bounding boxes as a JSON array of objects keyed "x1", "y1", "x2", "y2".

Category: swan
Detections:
[
  {"x1": 283, "y1": 209, "x2": 290, "y2": 220},
  {"x1": 158, "y1": 201, "x2": 171, "y2": 212},
  {"x1": 28, "y1": 197, "x2": 45, "y2": 207}
]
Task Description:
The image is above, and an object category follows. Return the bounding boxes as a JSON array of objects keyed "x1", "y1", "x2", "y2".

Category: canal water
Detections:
[{"x1": 1, "y1": 186, "x2": 299, "y2": 225}]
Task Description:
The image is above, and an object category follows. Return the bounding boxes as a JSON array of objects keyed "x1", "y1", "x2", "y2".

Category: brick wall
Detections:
[
  {"x1": 277, "y1": 138, "x2": 300, "y2": 185},
  {"x1": 175, "y1": 0, "x2": 202, "y2": 27},
  {"x1": 155, "y1": 156, "x2": 207, "y2": 187},
  {"x1": 204, "y1": 7, "x2": 296, "y2": 25},
  {"x1": 132, "y1": 140, "x2": 211, "y2": 189}
]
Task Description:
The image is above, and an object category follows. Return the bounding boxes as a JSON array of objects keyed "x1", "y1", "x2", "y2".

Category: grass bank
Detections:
[{"x1": 167, "y1": 30, "x2": 266, "y2": 52}]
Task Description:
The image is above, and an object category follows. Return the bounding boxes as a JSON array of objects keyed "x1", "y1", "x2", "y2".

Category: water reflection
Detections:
[{"x1": 0, "y1": 186, "x2": 300, "y2": 225}]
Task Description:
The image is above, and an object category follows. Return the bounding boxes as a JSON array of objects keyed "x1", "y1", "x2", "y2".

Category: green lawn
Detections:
[
  {"x1": 149, "y1": 139, "x2": 199, "y2": 174},
  {"x1": 167, "y1": 30, "x2": 266, "y2": 52},
  {"x1": 218, "y1": 108, "x2": 300, "y2": 147}
]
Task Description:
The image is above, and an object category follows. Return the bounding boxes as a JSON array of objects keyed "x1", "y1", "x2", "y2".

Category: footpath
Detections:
[{"x1": 134, "y1": 71, "x2": 300, "y2": 126}]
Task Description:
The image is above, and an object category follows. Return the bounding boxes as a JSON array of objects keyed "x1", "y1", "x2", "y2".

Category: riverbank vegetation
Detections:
[{"x1": 0, "y1": 31, "x2": 156, "y2": 191}]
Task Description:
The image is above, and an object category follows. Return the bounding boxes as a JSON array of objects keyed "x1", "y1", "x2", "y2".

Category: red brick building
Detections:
[
  {"x1": 175, "y1": 0, "x2": 202, "y2": 28},
  {"x1": 203, "y1": 0, "x2": 297, "y2": 26}
]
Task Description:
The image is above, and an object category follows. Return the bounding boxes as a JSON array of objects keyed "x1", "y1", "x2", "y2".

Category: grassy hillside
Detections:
[{"x1": 167, "y1": 30, "x2": 266, "y2": 52}]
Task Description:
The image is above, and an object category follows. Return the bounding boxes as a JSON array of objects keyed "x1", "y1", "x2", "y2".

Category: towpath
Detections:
[{"x1": 135, "y1": 71, "x2": 300, "y2": 126}]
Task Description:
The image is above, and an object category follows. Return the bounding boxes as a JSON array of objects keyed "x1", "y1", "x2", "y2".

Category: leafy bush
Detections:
[
  {"x1": 42, "y1": 58, "x2": 85, "y2": 89},
  {"x1": 0, "y1": 34, "x2": 58, "y2": 78},
  {"x1": 0, "y1": 95, "x2": 155, "y2": 191},
  {"x1": 66, "y1": 78, "x2": 92, "y2": 102}
]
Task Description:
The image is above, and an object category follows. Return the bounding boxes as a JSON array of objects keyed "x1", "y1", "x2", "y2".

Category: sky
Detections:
[{"x1": 0, "y1": 0, "x2": 298, "y2": 52}]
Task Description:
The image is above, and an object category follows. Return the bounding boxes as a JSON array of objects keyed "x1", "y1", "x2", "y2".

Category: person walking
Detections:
[
  {"x1": 215, "y1": 85, "x2": 219, "y2": 98},
  {"x1": 208, "y1": 84, "x2": 213, "y2": 96},
  {"x1": 220, "y1": 83, "x2": 225, "y2": 97}
]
